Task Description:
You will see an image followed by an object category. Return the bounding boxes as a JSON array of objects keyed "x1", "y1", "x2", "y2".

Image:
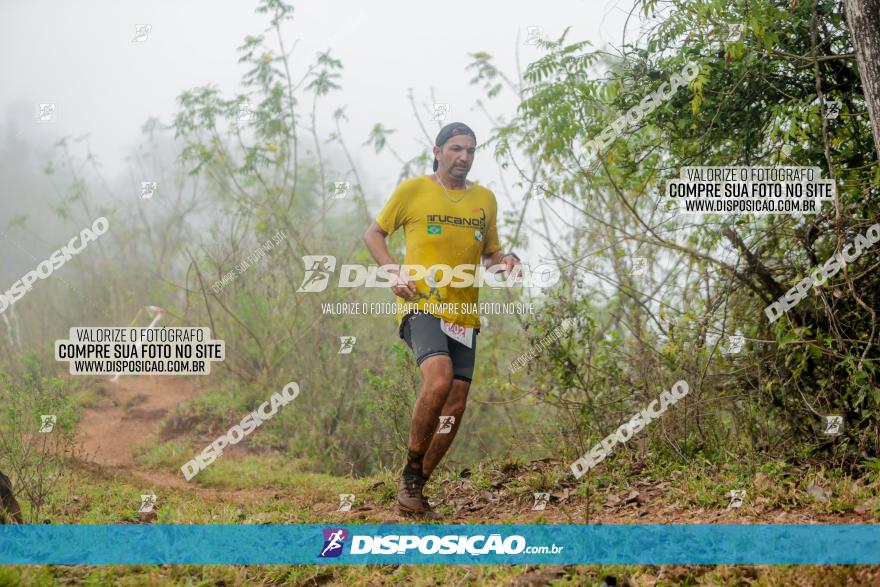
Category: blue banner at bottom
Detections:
[{"x1": 1, "y1": 524, "x2": 878, "y2": 565}]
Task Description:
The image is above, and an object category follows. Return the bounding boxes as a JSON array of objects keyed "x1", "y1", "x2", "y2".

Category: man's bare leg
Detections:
[
  {"x1": 408, "y1": 355, "x2": 454, "y2": 453},
  {"x1": 398, "y1": 355, "x2": 453, "y2": 513},
  {"x1": 422, "y1": 379, "x2": 470, "y2": 478}
]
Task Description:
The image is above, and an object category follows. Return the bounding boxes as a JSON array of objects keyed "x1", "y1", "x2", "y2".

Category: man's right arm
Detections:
[
  {"x1": 362, "y1": 222, "x2": 396, "y2": 266},
  {"x1": 362, "y1": 222, "x2": 416, "y2": 299}
]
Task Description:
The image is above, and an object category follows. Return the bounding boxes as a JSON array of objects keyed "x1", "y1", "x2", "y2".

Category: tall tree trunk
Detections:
[
  {"x1": 0, "y1": 469, "x2": 22, "y2": 523},
  {"x1": 844, "y1": 0, "x2": 880, "y2": 156}
]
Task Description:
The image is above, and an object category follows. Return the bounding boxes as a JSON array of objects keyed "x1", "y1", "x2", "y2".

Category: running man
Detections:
[
  {"x1": 320, "y1": 529, "x2": 346, "y2": 557},
  {"x1": 363, "y1": 122, "x2": 521, "y2": 515}
]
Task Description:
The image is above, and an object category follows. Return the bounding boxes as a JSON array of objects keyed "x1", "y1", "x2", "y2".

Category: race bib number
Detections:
[{"x1": 440, "y1": 319, "x2": 473, "y2": 348}]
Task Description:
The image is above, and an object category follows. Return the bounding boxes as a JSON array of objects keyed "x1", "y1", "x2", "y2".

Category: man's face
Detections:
[{"x1": 434, "y1": 135, "x2": 475, "y2": 179}]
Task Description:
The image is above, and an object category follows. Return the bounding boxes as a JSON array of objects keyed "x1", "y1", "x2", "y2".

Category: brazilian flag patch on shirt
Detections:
[{"x1": 427, "y1": 224, "x2": 442, "y2": 235}]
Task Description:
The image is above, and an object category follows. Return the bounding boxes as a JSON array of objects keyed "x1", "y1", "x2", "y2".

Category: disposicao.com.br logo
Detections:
[
  {"x1": 317, "y1": 528, "x2": 563, "y2": 558},
  {"x1": 319, "y1": 528, "x2": 349, "y2": 558},
  {"x1": 297, "y1": 255, "x2": 561, "y2": 292}
]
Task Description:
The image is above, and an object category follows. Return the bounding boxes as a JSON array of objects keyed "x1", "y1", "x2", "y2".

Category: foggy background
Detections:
[{"x1": 0, "y1": 0, "x2": 632, "y2": 280}]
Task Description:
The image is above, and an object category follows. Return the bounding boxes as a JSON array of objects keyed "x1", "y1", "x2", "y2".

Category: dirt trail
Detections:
[
  {"x1": 77, "y1": 376, "x2": 203, "y2": 466},
  {"x1": 75, "y1": 376, "x2": 279, "y2": 504},
  {"x1": 73, "y1": 377, "x2": 879, "y2": 524}
]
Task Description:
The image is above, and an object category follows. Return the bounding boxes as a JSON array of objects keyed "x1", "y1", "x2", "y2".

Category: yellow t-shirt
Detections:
[{"x1": 375, "y1": 175, "x2": 502, "y2": 329}]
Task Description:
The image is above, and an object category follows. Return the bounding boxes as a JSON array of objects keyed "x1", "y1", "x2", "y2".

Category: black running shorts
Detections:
[{"x1": 399, "y1": 311, "x2": 479, "y2": 383}]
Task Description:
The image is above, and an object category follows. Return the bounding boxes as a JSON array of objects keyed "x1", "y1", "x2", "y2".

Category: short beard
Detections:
[{"x1": 449, "y1": 166, "x2": 468, "y2": 178}]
